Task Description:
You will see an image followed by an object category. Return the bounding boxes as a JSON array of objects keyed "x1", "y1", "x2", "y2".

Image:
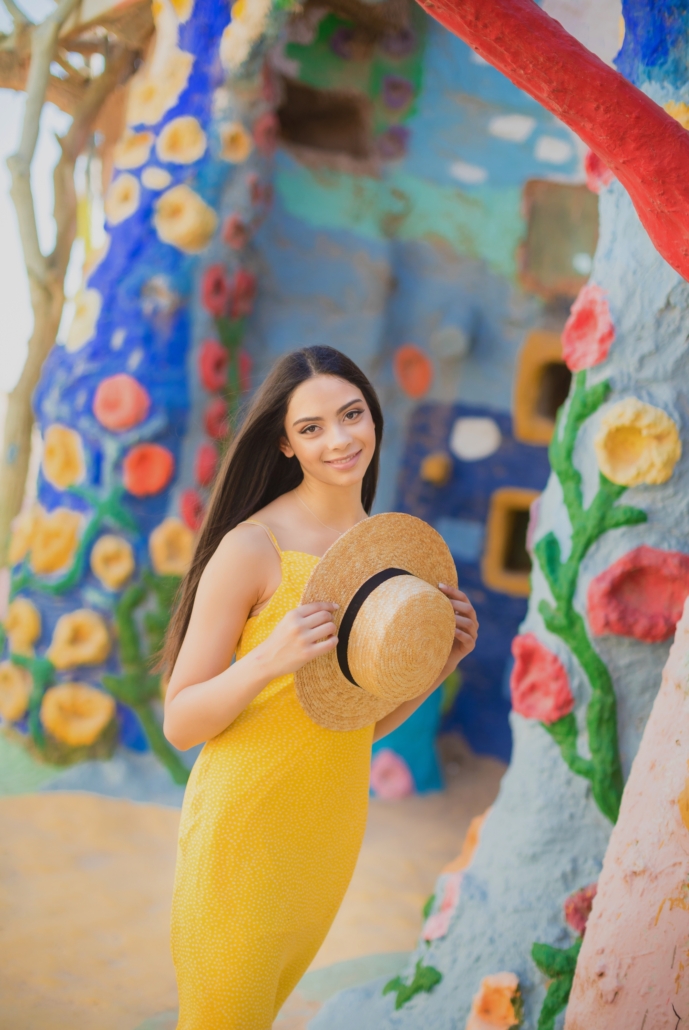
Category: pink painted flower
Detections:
[
  {"x1": 564, "y1": 882, "x2": 597, "y2": 936},
  {"x1": 562, "y1": 283, "x2": 615, "y2": 372},
  {"x1": 222, "y1": 214, "x2": 249, "y2": 250},
  {"x1": 199, "y1": 340, "x2": 228, "y2": 392},
  {"x1": 238, "y1": 349, "x2": 252, "y2": 393},
  {"x1": 253, "y1": 112, "x2": 279, "y2": 155},
  {"x1": 195, "y1": 442, "x2": 218, "y2": 487},
  {"x1": 93, "y1": 374, "x2": 150, "y2": 432},
  {"x1": 588, "y1": 546, "x2": 689, "y2": 643},
  {"x1": 180, "y1": 488, "x2": 205, "y2": 531},
  {"x1": 584, "y1": 149, "x2": 614, "y2": 194},
  {"x1": 230, "y1": 269, "x2": 257, "y2": 319},
  {"x1": 370, "y1": 748, "x2": 414, "y2": 800},
  {"x1": 201, "y1": 264, "x2": 231, "y2": 318},
  {"x1": 204, "y1": 397, "x2": 229, "y2": 439},
  {"x1": 510, "y1": 634, "x2": 574, "y2": 724},
  {"x1": 423, "y1": 871, "x2": 462, "y2": 941}
]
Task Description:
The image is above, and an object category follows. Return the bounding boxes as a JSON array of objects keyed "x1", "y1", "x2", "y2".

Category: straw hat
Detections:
[{"x1": 295, "y1": 513, "x2": 458, "y2": 731}]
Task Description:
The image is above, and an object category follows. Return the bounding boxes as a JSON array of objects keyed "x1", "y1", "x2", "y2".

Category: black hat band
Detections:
[{"x1": 336, "y1": 568, "x2": 411, "y2": 687}]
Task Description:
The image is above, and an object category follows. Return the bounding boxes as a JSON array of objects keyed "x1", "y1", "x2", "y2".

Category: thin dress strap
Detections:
[{"x1": 239, "y1": 520, "x2": 282, "y2": 558}]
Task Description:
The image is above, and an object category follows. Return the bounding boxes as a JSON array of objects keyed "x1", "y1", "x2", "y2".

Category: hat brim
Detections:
[{"x1": 295, "y1": 513, "x2": 458, "y2": 732}]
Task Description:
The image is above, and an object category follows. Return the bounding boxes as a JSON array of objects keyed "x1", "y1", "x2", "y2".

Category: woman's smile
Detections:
[{"x1": 324, "y1": 449, "x2": 362, "y2": 470}]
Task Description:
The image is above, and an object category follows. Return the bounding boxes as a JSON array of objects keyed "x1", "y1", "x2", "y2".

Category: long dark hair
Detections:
[{"x1": 161, "y1": 345, "x2": 384, "y2": 673}]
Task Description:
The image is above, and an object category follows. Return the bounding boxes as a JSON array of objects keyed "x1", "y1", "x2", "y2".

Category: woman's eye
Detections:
[
  {"x1": 344, "y1": 409, "x2": 363, "y2": 421},
  {"x1": 300, "y1": 424, "x2": 319, "y2": 435}
]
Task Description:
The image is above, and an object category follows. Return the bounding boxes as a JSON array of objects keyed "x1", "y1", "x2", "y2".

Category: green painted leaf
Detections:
[{"x1": 383, "y1": 960, "x2": 442, "y2": 1009}]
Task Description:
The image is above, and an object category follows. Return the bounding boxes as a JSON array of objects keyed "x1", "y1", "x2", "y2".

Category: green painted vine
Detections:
[
  {"x1": 531, "y1": 939, "x2": 581, "y2": 1030},
  {"x1": 533, "y1": 371, "x2": 646, "y2": 824},
  {"x1": 383, "y1": 960, "x2": 443, "y2": 1010}
]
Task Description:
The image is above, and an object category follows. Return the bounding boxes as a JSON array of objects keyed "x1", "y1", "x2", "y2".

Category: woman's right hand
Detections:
[{"x1": 258, "y1": 602, "x2": 339, "y2": 678}]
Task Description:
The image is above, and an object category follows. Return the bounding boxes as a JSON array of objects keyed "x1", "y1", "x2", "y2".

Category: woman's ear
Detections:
[{"x1": 279, "y1": 436, "x2": 295, "y2": 459}]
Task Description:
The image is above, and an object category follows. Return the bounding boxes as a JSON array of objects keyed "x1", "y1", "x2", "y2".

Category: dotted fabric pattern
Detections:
[{"x1": 171, "y1": 534, "x2": 374, "y2": 1029}]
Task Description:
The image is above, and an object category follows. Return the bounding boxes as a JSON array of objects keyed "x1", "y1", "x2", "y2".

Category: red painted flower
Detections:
[
  {"x1": 204, "y1": 397, "x2": 229, "y2": 439},
  {"x1": 393, "y1": 344, "x2": 434, "y2": 399},
  {"x1": 238, "y1": 349, "x2": 252, "y2": 393},
  {"x1": 199, "y1": 340, "x2": 228, "y2": 392},
  {"x1": 253, "y1": 112, "x2": 279, "y2": 155},
  {"x1": 564, "y1": 882, "x2": 597, "y2": 936},
  {"x1": 230, "y1": 269, "x2": 257, "y2": 319},
  {"x1": 222, "y1": 214, "x2": 249, "y2": 250},
  {"x1": 196, "y1": 442, "x2": 219, "y2": 487},
  {"x1": 93, "y1": 374, "x2": 150, "y2": 432},
  {"x1": 510, "y1": 633, "x2": 574, "y2": 724},
  {"x1": 562, "y1": 283, "x2": 615, "y2": 372},
  {"x1": 201, "y1": 264, "x2": 231, "y2": 318},
  {"x1": 123, "y1": 444, "x2": 175, "y2": 497},
  {"x1": 584, "y1": 149, "x2": 614, "y2": 194},
  {"x1": 180, "y1": 488, "x2": 205, "y2": 531},
  {"x1": 588, "y1": 546, "x2": 689, "y2": 643}
]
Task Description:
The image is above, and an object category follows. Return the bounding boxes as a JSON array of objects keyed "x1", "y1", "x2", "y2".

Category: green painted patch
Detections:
[
  {"x1": 532, "y1": 938, "x2": 582, "y2": 1030},
  {"x1": 383, "y1": 958, "x2": 442, "y2": 1009},
  {"x1": 0, "y1": 732, "x2": 60, "y2": 797}
]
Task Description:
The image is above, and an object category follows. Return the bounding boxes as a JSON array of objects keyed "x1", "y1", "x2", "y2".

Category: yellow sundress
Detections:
[{"x1": 171, "y1": 522, "x2": 375, "y2": 1029}]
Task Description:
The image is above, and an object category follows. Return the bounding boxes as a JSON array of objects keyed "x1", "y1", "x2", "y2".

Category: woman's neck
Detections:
[{"x1": 293, "y1": 479, "x2": 366, "y2": 535}]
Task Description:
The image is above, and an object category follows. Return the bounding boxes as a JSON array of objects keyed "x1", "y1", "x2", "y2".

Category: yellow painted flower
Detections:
[
  {"x1": 90, "y1": 535, "x2": 135, "y2": 590},
  {"x1": 66, "y1": 288, "x2": 102, "y2": 352},
  {"x1": 5, "y1": 598, "x2": 41, "y2": 655},
  {"x1": 665, "y1": 101, "x2": 689, "y2": 131},
  {"x1": 105, "y1": 173, "x2": 140, "y2": 226},
  {"x1": 169, "y1": 0, "x2": 194, "y2": 22},
  {"x1": 127, "y1": 48, "x2": 195, "y2": 127},
  {"x1": 41, "y1": 682, "x2": 116, "y2": 747},
  {"x1": 30, "y1": 508, "x2": 81, "y2": 576},
  {"x1": 220, "y1": 0, "x2": 270, "y2": 71},
  {"x1": 466, "y1": 972, "x2": 521, "y2": 1030},
  {"x1": 594, "y1": 397, "x2": 682, "y2": 487},
  {"x1": 0, "y1": 662, "x2": 32, "y2": 722},
  {"x1": 113, "y1": 130, "x2": 154, "y2": 169},
  {"x1": 141, "y1": 167, "x2": 172, "y2": 191},
  {"x1": 47, "y1": 610, "x2": 111, "y2": 669},
  {"x1": 219, "y1": 121, "x2": 253, "y2": 163},
  {"x1": 149, "y1": 517, "x2": 194, "y2": 575},
  {"x1": 84, "y1": 234, "x2": 110, "y2": 280},
  {"x1": 156, "y1": 115, "x2": 207, "y2": 164},
  {"x1": 42, "y1": 424, "x2": 85, "y2": 489},
  {"x1": 8, "y1": 505, "x2": 43, "y2": 565},
  {"x1": 154, "y1": 184, "x2": 217, "y2": 253}
]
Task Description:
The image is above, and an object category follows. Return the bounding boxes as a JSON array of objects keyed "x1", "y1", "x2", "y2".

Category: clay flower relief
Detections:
[
  {"x1": 30, "y1": 508, "x2": 81, "y2": 575},
  {"x1": 42, "y1": 424, "x2": 85, "y2": 489},
  {"x1": 93, "y1": 373, "x2": 151, "y2": 432},
  {"x1": 561, "y1": 283, "x2": 615, "y2": 372},
  {"x1": 510, "y1": 633, "x2": 575, "y2": 724},
  {"x1": 219, "y1": 122, "x2": 253, "y2": 163},
  {"x1": 195, "y1": 442, "x2": 219, "y2": 487},
  {"x1": 90, "y1": 535, "x2": 136, "y2": 590},
  {"x1": 369, "y1": 748, "x2": 414, "y2": 799},
  {"x1": 231, "y1": 268, "x2": 257, "y2": 318},
  {"x1": 149, "y1": 517, "x2": 194, "y2": 576},
  {"x1": 563, "y1": 882, "x2": 597, "y2": 936},
  {"x1": 0, "y1": 662, "x2": 32, "y2": 722},
  {"x1": 588, "y1": 546, "x2": 689, "y2": 643},
  {"x1": 180, "y1": 489, "x2": 205, "y2": 531},
  {"x1": 199, "y1": 339, "x2": 229, "y2": 391},
  {"x1": 154, "y1": 184, "x2": 217, "y2": 253},
  {"x1": 584, "y1": 149, "x2": 614, "y2": 194},
  {"x1": 202, "y1": 265, "x2": 232, "y2": 317},
  {"x1": 113, "y1": 130, "x2": 154, "y2": 169},
  {"x1": 594, "y1": 397, "x2": 681, "y2": 486},
  {"x1": 466, "y1": 972, "x2": 522, "y2": 1030},
  {"x1": 66, "y1": 288, "x2": 102, "y2": 352},
  {"x1": 127, "y1": 47, "x2": 195, "y2": 126},
  {"x1": 8, "y1": 505, "x2": 43, "y2": 565},
  {"x1": 4, "y1": 597, "x2": 41, "y2": 655},
  {"x1": 104, "y1": 173, "x2": 141, "y2": 226},
  {"x1": 123, "y1": 443, "x2": 175, "y2": 497},
  {"x1": 204, "y1": 397, "x2": 229, "y2": 439},
  {"x1": 40, "y1": 683, "x2": 116, "y2": 747},
  {"x1": 156, "y1": 116, "x2": 207, "y2": 164},
  {"x1": 141, "y1": 167, "x2": 172, "y2": 191},
  {"x1": 47, "y1": 610, "x2": 111, "y2": 669},
  {"x1": 220, "y1": 0, "x2": 271, "y2": 71},
  {"x1": 223, "y1": 213, "x2": 249, "y2": 249},
  {"x1": 423, "y1": 871, "x2": 462, "y2": 941}
]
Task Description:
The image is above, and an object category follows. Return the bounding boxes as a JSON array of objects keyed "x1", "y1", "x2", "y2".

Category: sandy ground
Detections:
[{"x1": 0, "y1": 736, "x2": 505, "y2": 1030}]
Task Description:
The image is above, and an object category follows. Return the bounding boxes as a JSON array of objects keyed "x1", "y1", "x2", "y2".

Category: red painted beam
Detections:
[{"x1": 417, "y1": 0, "x2": 689, "y2": 280}]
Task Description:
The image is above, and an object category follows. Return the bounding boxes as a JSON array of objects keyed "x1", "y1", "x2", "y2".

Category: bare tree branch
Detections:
[{"x1": 1, "y1": 0, "x2": 32, "y2": 27}]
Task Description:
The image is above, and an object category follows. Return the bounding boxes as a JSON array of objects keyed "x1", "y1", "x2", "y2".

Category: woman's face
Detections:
[{"x1": 281, "y1": 374, "x2": 377, "y2": 490}]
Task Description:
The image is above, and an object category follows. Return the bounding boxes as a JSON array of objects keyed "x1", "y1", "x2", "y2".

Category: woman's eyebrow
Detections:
[{"x1": 292, "y1": 398, "x2": 363, "y2": 427}]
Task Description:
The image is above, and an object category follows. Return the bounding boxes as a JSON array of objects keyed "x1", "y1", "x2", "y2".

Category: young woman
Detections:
[{"x1": 162, "y1": 345, "x2": 478, "y2": 1029}]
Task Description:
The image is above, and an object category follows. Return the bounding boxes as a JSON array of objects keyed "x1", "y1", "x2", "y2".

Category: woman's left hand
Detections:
[{"x1": 439, "y1": 584, "x2": 478, "y2": 675}]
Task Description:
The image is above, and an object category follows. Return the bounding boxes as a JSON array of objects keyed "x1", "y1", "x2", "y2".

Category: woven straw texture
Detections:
[{"x1": 296, "y1": 513, "x2": 457, "y2": 731}]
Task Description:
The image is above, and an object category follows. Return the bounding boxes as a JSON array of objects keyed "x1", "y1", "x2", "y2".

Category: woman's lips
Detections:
[{"x1": 325, "y1": 449, "x2": 362, "y2": 470}]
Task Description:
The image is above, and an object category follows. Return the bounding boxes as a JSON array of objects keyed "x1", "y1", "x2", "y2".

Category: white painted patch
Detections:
[
  {"x1": 450, "y1": 417, "x2": 502, "y2": 461},
  {"x1": 535, "y1": 135, "x2": 574, "y2": 164},
  {"x1": 488, "y1": 114, "x2": 536, "y2": 143},
  {"x1": 573, "y1": 252, "x2": 593, "y2": 275},
  {"x1": 126, "y1": 347, "x2": 143, "y2": 372},
  {"x1": 111, "y1": 328, "x2": 126, "y2": 350},
  {"x1": 450, "y1": 160, "x2": 488, "y2": 185}
]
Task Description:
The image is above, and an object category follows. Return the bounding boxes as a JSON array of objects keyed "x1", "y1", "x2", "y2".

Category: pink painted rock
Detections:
[
  {"x1": 510, "y1": 633, "x2": 575, "y2": 724},
  {"x1": 93, "y1": 374, "x2": 150, "y2": 432},
  {"x1": 584, "y1": 149, "x2": 614, "y2": 194},
  {"x1": 565, "y1": 598, "x2": 689, "y2": 1029},
  {"x1": 369, "y1": 748, "x2": 415, "y2": 800},
  {"x1": 562, "y1": 283, "x2": 615, "y2": 372},
  {"x1": 588, "y1": 545, "x2": 689, "y2": 644}
]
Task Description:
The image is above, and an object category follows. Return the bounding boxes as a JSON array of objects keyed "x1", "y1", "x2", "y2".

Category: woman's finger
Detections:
[
  {"x1": 451, "y1": 600, "x2": 475, "y2": 617},
  {"x1": 302, "y1": 609, "x2": 337, "y2": 629},
  {"x1": 297, "y1": 601, "x2": 339, "y2": 617},
  {"x1": 305, "y1": 622, "x2": 337, "y2": 643},
  {"x1": 454, "y1": 628, "x2": 475, "y2": 646},
  {"x1": 455, "y1": 615, "x2": 477, "y2": 633},
  {"x1": 439, "y1": 584, "x2": 470, "y2": 601},
  {"x1": 309, "y1": 635, "x2": 339, "y2": 656}
]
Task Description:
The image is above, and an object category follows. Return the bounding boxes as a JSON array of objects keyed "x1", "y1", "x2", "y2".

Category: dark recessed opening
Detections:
[
  {"x1": 536, "y1": 361, "x2": 572, "y2": 421},
  {"x1": 278, "y1": 79, "x2": 372, "y2": 159},
  {"x1": 504, "y1": 508, "x2": 532, "y2": 574}
]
